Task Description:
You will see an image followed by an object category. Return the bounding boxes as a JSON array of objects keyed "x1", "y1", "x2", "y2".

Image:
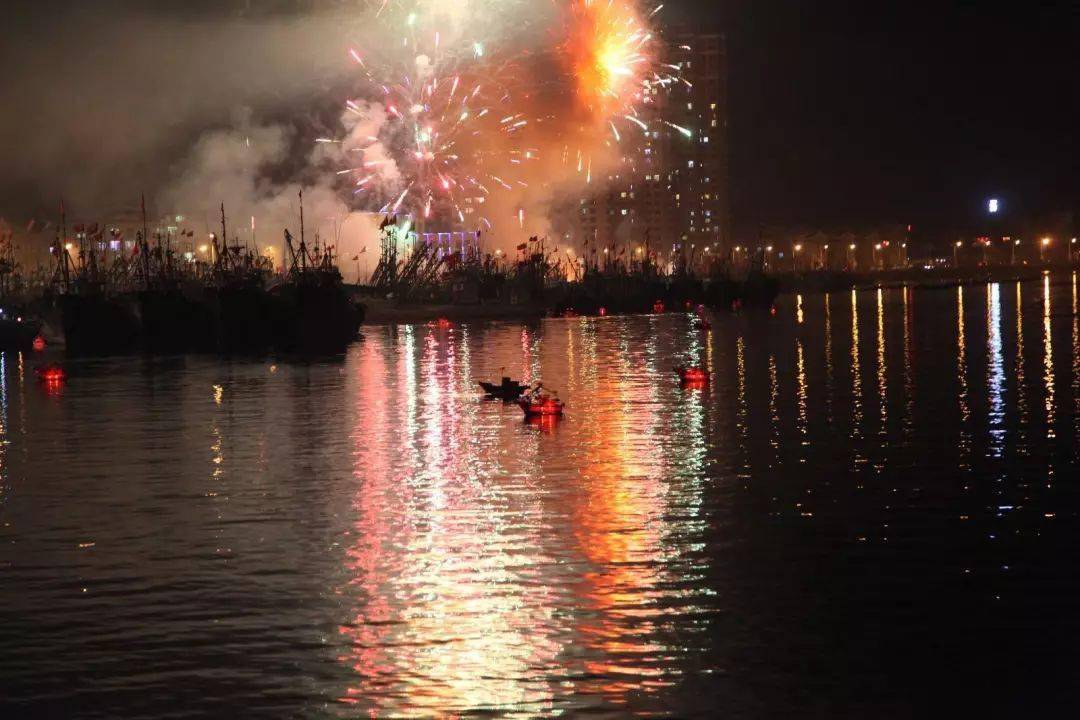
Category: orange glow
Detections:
[{"x1": 562, "y1": 0, "x2": 653, "y2": 122}]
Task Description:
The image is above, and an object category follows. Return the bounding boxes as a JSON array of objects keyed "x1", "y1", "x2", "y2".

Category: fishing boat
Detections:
[
  {"x1": 518, "y1": 385, "x2": 565, "y2": 417},
  {"x1": 479, "y1": 375, "x2": 530, "y2": 401},
  {"x1": 272, "y1": 198, "x2": 364, "y2": 355}
]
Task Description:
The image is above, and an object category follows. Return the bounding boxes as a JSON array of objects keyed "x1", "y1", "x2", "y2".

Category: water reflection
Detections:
[
  {"x1": 335, "y1": 320, "x2": 712, "y2": 716},
  {"x1": 957, "y1": 286, "x2": 971, "y2": 463},
  {"x1": 339, "y1": 329, "x2": 569, "y2": 716},
  {"x1": 1016, "y1": 282, "x2": 1028, "y2": 428},
  {"x1": 823, "y1": 293, "x2": 834, "y2": 424},
  {"x1": 850, "y1": 289, "x2": 862, "y2": 438},
  {"x1": 987, "y1": 284, "x2": 1005, "y2": 457},
  {"x1": 902, "y1": 287, "x2": 914, "y2": 439},
  {"x1": 1043, "y1": 275, "x2": 1056, "y2": 438},
  {"x1": 0, "y1": 354, "x2": 7, "y2": 489},
  {"x1": 1073, "y1": 273, "x2": 1080, "y2": 438},
  {"x1": 876, "y1": 288, "x2": 887, "y2": 435},
  {"x1": 7, "y1": 289, "x2": 1080, "y2": 717}
]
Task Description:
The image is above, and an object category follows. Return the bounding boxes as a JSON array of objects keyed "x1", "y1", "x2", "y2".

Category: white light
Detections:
[{"x1": 988, "y1": 198, "x2": 1000, "y2": 214}]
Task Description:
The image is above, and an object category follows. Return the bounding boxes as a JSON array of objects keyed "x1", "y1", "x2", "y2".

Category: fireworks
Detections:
[
  {"x1": 563, "y1": 0, "x2": 652, "y2": 121},
  {"x1": 342, "y1": 35, "x2": 530, "y2": 226},
  {"x1": 333, "y1": 0, "x2": 682, "y2": 232}
]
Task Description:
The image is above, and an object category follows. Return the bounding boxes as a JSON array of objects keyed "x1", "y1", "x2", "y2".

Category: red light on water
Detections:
[
  {"x1": 598, "y1": 307, "x2": 607, "y2": 316},
  {"x1": 675, "y1": 366, "x2": 708, "y2": 384},
  {"x1": 35, "y1": 363, "x2": 65, "y2": 383},
  {"x1": 652, "y1": 300, "x2": 665, "y2": 314}
]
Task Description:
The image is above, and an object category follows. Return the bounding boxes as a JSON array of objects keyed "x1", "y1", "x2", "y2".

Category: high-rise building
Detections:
[{"x1": 560, "y1": 31, "x2": 730, "y2": 263}]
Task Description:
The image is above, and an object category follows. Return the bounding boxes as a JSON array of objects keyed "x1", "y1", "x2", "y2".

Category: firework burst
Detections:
[
  {"x1": 340, "y1": 34, "x2": 533, "y2": 227},
  {"x1": 326, "y1": 0, "x2": 682, "y2": 235}
]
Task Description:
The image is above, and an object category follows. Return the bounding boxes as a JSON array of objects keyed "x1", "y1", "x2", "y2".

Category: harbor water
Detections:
[{"x1": 4, "y1": 276, "x2": 1080, "y2": 717}]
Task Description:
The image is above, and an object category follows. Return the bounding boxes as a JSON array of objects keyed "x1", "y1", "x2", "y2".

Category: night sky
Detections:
[
  {"x1": 702, "y1": 0, "x2": 1080, "y2": 237},
  {"x1": 2, "y1": 0, "x2": 1079, "y2": 241}
]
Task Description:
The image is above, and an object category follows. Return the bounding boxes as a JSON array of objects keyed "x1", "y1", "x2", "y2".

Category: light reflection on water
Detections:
[{"x1": 3, "y1": 282, "x2": 1080, "y2": 716}]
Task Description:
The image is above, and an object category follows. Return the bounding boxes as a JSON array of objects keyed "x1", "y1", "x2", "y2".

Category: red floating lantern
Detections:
[
  {"x1": 652, "y1": 300, "x2": 665, "y2": 314},
  {"x1": 35, "y1": 363, "x2": 66, "y2": 383},
  {"x1": 675, "y1": 366, "x2": 709, "y2": 384},
  {"x1": 32, "y1": 335, "x2": 46, "y2": 352},
  {"x1": 598, "y1": 307, "x2": 607, "y2": 316},
  {"x1": 435, "y1": 317, "x2": 453, "y2": 329}
]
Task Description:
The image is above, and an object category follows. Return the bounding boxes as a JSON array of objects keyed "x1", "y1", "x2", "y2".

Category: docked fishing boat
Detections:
[{"x1": 272, "y1": 198, "x2": 364, "y2": 355}]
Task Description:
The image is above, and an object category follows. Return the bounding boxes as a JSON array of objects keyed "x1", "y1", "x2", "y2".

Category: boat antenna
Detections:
[{"x1": 298, "y1": 189, "x2": 305, "y2": 247}]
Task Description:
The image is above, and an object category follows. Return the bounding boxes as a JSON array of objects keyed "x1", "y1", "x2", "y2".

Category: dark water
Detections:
[{"x1": 4, "y1": 276, "x2": 1080, "y2": 717}]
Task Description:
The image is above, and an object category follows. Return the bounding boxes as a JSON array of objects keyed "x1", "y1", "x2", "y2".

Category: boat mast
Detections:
[
  {"x1": 219, "y1": 203, "x2": 227, "y2": 271},
  {"x1": 298, "y1": 189, "x2": 306, "y2": 271}
]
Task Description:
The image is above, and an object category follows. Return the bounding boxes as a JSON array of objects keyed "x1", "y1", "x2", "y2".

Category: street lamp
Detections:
[
  {"x1": 1041, "y1": 237, "x2": 1051, "y2": 263},
  {"x1": 954, "y1": 240, "x2": 962, "y2": 268}
]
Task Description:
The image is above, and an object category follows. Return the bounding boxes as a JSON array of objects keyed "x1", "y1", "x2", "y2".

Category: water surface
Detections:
[{"x1": 4, "y1": 276, "x2": 1080, "y2": 717}]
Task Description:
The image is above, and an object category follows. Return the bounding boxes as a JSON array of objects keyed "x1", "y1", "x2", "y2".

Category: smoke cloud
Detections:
[{"x1": 1, "y1": 0, "x2": 656, "y2": 266}]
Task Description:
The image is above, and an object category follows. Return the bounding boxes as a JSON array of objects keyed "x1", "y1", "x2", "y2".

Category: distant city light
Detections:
[{"x1": 988, "y1": 198, "x2": 1000, "y2": 214}]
